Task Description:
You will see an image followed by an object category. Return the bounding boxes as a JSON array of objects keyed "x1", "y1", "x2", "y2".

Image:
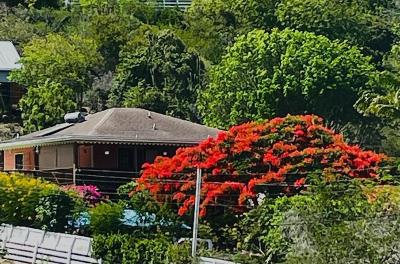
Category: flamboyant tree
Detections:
[{"x1": 135, "y1": 115, "x2": 385, "y2": 218}]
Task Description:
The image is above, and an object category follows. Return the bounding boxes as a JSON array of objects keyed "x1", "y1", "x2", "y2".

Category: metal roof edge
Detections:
[{"x1": 0, "y1": 136, "x2": 201, "y2": 150}]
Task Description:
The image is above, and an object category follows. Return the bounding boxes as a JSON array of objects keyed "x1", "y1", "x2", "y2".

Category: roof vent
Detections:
[
  {"x1": 152, "y1": 123, "x2": 157, "y2": 130},
  {"x1": 147, "y1": 111, "x2": 152, "y2": 118},
  {"x1": 64, "y1": 112, "x2": 85, "y2": 124}
]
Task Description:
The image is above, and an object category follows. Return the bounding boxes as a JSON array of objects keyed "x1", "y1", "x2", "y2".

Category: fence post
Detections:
[
  {"x1": 72, "y1": 163, "x2": 76, "y2": 185},
  {"x1": 192, "y1": 167, "x2": 202, "y2": 258}
]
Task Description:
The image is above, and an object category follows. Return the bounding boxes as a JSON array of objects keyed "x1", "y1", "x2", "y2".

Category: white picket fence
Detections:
[
  {"x1": 0, "y1": 225, "x2": 99, "y2": 264},
  {"x1": 0, "y1": 224, "x2": 238, "y2": 264}
]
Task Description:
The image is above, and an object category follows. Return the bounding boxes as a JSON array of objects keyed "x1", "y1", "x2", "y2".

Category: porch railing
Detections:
[
  {"x1": 160, "y1": 0, "x2": 192, "y2": 9},
  {"x1": 66, "y1": 0, "x2": 193, "y2": 10}
]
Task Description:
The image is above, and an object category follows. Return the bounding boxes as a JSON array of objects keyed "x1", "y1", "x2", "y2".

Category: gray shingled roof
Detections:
[
  {"x1": 0, "y1": 108, "x2": 220, "y2": 149},
  {"x1": 0, "y1": 41, "x2": 20, "y2": 71}
]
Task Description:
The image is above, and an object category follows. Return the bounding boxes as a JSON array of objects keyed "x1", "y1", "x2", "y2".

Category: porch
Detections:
[{"x1": 1, "y1": 143, "x2": 180, "y2": 195}]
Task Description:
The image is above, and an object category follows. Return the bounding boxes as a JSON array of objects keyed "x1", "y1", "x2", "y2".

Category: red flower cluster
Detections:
[{"x1": 135, "y1": 115, "x2": 385, "y2": 217}]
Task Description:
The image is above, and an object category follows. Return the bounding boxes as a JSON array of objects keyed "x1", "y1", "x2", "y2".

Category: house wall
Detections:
[
  {"x1": 91, "y1": 144, "x2": 178, "y2": 171},
  {"x1": 39, "y1": 145, "x2": 74, "y2": 170},
  {"x1": 92, "y1": 144, "x2": 119, "y2": 169},
  {"x1": 78, "y1": 145, "x2": 93, "y2": 168},
  {"x1": 4, "y1": 148, "x2": 35, "y2": 170}
]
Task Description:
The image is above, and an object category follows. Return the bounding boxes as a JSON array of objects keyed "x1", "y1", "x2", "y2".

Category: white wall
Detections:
[{"x1": 39, "y1": 144, "x2": 74, "y2": 170}]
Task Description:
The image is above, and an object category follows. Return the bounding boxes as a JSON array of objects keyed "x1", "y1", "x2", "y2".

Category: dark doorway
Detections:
[{"x1": 118, "y1": 148, "x2": 135, "y2": 171}]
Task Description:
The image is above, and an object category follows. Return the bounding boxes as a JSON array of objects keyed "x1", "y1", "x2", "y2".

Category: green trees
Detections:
[
  {"x1": 198, "y1": 29, "x2": 374, "y2": 128},
  {"x1": 9, "y1": 33, "x2": 102, "y2": 131},
  {"x1": 236, "y1": 179, "x2": 400, "y2": 263},
  {"x1": 19, "y1": 81, "x2": 76, "y2": 132},
  {"x1": 74, "y1": 13, "x2": 140, "y2": 71},
  {"x1": 109, "y1": 29, "x2": 205, "y2": 121},
  {"x1": 358, "y1": 44, "x2": 400, "y2": 121},
  {"x1": 184, "y1": 0, "x2": 280, "y2": 63},
  {"x1": 10, "y1": 34, "x2": 102, "y2": 132},
  {"x1": 276, "y1": 0, "x2": 395, "y2": 61},
  {"x1": 10, "y1": 33, "x2": 102, "y2": 103}
]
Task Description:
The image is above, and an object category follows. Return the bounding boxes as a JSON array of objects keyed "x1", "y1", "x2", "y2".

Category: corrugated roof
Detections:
[
  {"x1": 0, "y1": 41, "x2": 21, "y2": 71},
  {"x1": 0, "y1": 108, "x2": 220, "y2": 149}
]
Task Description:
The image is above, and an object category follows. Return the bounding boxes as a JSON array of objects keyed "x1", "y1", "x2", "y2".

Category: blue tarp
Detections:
[{"x1": 72, "y1": 210, "x2": 191, "y2": 229}]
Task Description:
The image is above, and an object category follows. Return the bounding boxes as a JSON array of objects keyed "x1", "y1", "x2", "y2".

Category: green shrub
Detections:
[
  {"x1": 236, "y1": 178, "x2": 400, "y2": 263},
  {"x1": 89, "y1": 202, "x2": 124, "y2": 235},
  {"x1": 92, "y1": 234, "x2": 192, "y2": 264},
  {"x1": 34, "y1": 189, "x2": 76, "y2": 231},
  {"x1": 0, "y1": 173, "x2": 82, "y2": 232}
]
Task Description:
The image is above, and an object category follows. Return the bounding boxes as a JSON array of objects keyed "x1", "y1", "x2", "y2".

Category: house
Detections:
[
  {"x1": 0, "y1": 108, "x2": 219, "y2": 187},
  {"x1": 0, "y1": 41, "x2": 24, "y2": 115}
]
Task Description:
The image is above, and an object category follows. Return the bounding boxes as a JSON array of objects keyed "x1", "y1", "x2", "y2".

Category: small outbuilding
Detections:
[{"x1": 0, "y1": 41, "x2": 24, "y2": 114}]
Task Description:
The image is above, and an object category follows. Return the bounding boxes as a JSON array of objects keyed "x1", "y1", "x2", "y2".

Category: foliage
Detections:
[
  {"x1": 89, "y1": 202, "x2": 124, "y2": 235},
  {"x1": 135, "y1": 115, "x2": 385, "y2": 219},
  {"x1": 83, "y1": 71, "x2": 113, "y2": 112},
  {"x1": 118, "y1": 182, "x2": 187, "y2": 239},
  {"x1": 198, "y1": 29, "x2": 375, "y2": 129},
  {"x1": 276, "y1": 0, "x2": 395, "y2": 61},
  {"x1": 117, "y1": 0, "x2": 158, "y2": 24},
  {"x1": 0, "y1": 7, "x2": 48, "y2": 46},
  {"x1": 34, "y1": 190, "x2": 76, "y2": 231},
  {"x1": 19, "y1": 81, "x2": 76, "y2": 132},
  {"x1": 236, "y1": 178, "x2": 400, "y2": 263},
  {"x1": 122, "y1": 82, "x2": 169, "y2": 114},
  {"x1": 72, "y1": 12, "x2": 140, "y2": 71},
  {"x1": 92, "y1": 234, "x2": 192, "y2": 264},
  {"x1": 184, "y1": 0, "x2": 280, "y2": 63},
  {"x1": 183, "y1": 0, "x2": 238, "y2": 63},
  {"x1": 283, "y1": 181, "x2": 400, "y2": 263},
  {"x1": 10, "y1": 33, "x2": 102, "y2": 108},
  {"x1": 357, "y1": 44, "x2": 400, "y2": 121},
  {"x1": 0, "y1": 123, "x2": 23, "y2": 141},
  {"x1": 3, "y1": 0, "x2": 62, "y2": 8},
  {"x1": 63, "y1": 185, "x2": 102, "y2": 206},
  {"x1": 109, "y1": 29, "x2": 205, "y2": 121},
  {"x1": 0, "y1": 173, "x2": 82, "y2": 232}
]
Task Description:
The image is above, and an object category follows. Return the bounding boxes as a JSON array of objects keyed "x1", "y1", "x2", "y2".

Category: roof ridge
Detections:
[{"x1": 88, "y1": 108, "x2": 115, "y2": 135}]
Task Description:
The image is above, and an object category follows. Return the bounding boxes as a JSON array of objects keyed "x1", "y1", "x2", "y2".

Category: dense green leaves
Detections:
[
  {"x1": 19, "y1": 81, "x2": 76, "y2": 132},
  {"x1": 109, "y1": 29, "x2": 205, "y2": 121},
  {"x1": 184, "y1": 0, "x2": 280, "y2": 63},
  {"x1": 10, "y1": 33, "x2": 102, "y2": 107},
  {"x1": 198, "y1": 29, "x2": 375, "y2": 128},
  {"x1": 237, "y1": 178, "x2": 400, "y2": 263},
  {"x1": 276, "y1": 0, "x2": 395, "y2": 61},
  {"x1": 358, "y1": 44, "x2": 400, "y2": 121},
  {"x1": 72, "y1": 13, "x2": 140, "y2": 71},
  {"x1": 92, "y1": 234, "x2": 192, "y2": 264},
  {"x1": 0, "y1": 172, "x2": 83, "y2": 232}
]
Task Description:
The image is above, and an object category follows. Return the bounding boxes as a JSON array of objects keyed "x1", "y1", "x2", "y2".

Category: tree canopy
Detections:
[
  {"x1": 10, "y1": 33, "x2": 102, "y2": 108},
  {"x1": 357, "y1": 44, "x2": 400, "y2": 121},
  {"x1": 108, "y1": 29, "x2": 205, "y2": 121},
  {"x1": 135, "y1": 115, "x2": 384, "y2": 218},
  {"x1": 19, "y1": 81, "x2": 76, "y2": 132},
  {"x1": 276, "y1": 0, "x2": 395, "y2": 61},
  {"x1": 198, "y1": 29, "x2": 375, "y2": 129}
]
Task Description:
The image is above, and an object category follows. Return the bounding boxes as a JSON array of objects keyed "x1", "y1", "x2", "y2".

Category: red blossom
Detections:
[{"x1": 133, "y1": 115, "x2": 386, "y2": 217}]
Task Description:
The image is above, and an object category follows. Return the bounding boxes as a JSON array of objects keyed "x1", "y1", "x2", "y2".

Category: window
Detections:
[{"x1": 15, "y1": 154, "x2": 23, "y2": 170}]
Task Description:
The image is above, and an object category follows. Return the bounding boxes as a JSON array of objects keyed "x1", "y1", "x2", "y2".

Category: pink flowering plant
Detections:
[{"x1": 64, "y1": 185, "x2": 102, "y2": 206}]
